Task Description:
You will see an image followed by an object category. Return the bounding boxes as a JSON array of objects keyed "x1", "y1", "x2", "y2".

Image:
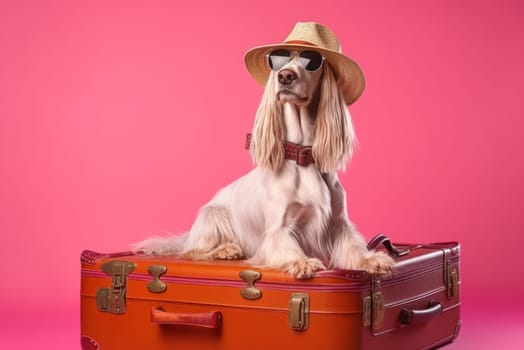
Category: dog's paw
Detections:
[
  {"x1": 287, "y1": 258, "x2": 326, "y2": 279},
  {"x1": 183, "y1": 243, "x2": 244, "y2": 260},
  {"x1": 132, "y1": 237, "x2": 179, "y2": 256},
  {"x1": 362, "y1": 251, "x2": 395, "y2": 276},
  {"x1": 211, "y1": 243, "x2": 244, "y2": 260}
]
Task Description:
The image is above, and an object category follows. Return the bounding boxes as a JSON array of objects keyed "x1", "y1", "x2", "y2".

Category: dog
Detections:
[{"x1": 133, "y1": 22, "x2": 394, "y2": 279}]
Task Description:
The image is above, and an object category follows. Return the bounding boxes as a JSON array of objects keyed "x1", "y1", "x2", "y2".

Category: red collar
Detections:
[{"x1": 245, "y1": 133, "x2": 315, "y2": 166}]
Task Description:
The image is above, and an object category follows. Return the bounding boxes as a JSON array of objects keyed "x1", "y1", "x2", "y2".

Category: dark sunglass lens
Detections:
[
  {"x1": 299, "y1": 50, "x2": 323, "y2": 71},
  {"x1": 268, "y1": 49, "x2": 291, "y2": 70}
]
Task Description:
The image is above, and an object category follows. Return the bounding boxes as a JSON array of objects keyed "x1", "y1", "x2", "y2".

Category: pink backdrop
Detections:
[{"x1": 1, "y1": 0, "x2": 523, "y2": 348}]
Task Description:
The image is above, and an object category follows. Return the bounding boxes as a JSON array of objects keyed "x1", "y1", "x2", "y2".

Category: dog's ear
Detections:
[
  {"x1": 250, "y1": 74, "x2": 285, "y2": 170},
  {"x1": 313, "y1": 64, "x2": 357, "y2": 173}
]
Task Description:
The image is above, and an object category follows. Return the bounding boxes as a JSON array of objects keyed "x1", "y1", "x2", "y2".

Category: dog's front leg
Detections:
[
  {"x1": 248, "y1": 202, "x2": 325, "y2": 279},
  {"x1": 329, "y1": 218, "x2": 393, "y2": 275},
  {"x1": 249, "y1": 226, "x2": 325, "y2": 279},
  {"x1": 324, "y1": 174, "x2": 394, "y2": 275}
]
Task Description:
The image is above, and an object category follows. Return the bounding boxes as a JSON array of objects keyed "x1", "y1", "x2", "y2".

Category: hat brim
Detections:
[{"x1": 244, "y1": 43, "x2": 366, "y2": 105}]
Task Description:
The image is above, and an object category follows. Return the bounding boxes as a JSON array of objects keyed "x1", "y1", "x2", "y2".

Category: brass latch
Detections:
[
  {"x1": 447, "y1": 264, "x2": 459, "y2": 299},
  {"x1": 147, "y1": 265, "x2": 167, "y2": 293},
  {"x1": 288, "y1": 293, "x2": 310, "y2": 331},
  {"x1": 96, "y1": 260, "x2": 135, "y2": 314},
  {"x1": 363, "y1": 277, "x2": 384, "y2": 330},
  {"x1": 362, "y1": 296, "x2": 371, "y2": 327},
  {"x1": 372, "y1": 278, "x2": 384, "y2": 331},
  {"x1": 239, "y1": 270, "x2": 262, "y2": 300}
]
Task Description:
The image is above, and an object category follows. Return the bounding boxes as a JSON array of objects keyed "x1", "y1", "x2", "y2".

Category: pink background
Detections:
[{"x1": 1, "y1": 0, "x2": 523, "y2": 348}]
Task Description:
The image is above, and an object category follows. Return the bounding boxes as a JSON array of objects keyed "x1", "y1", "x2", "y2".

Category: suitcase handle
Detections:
[
  {"x1": 367, "y1": 234, "x2": 409, "y2": 257},
  {"x1": 151, "y1": 306, "x2": 222, "y2": 329},
  {"x1": 400, "y1": 301, "x2": 442, "y2": 325}
]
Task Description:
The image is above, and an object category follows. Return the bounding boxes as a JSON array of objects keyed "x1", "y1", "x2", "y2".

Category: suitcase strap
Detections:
[{"x1": 367, "y1": 234, "x2": 410, "y2": 257}]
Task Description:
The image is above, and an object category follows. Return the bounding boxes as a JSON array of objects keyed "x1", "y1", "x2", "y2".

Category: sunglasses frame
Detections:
[{"x1": 266, "y1": 49, "x2": 325, "y2": 72}]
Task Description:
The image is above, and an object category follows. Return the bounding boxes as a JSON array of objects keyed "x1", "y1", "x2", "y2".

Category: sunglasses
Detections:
[{"x1": 267, "y1": 49, "x2": 324, "y2": 72}]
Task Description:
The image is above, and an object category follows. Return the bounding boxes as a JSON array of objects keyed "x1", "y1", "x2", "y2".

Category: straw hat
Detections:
[{"x1": 244, "y1": 22, "x2": 366, "y2": 105}]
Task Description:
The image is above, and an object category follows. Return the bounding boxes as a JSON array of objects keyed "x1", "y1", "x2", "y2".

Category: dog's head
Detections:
[
  {"x1": 250, "y1": 49, "x2": 357, "y2": 173},
  {"x1": 270, "y1": 50, "x2": 324, "y2": 107}
]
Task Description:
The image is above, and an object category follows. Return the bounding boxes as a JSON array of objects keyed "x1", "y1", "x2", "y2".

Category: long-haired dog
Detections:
[{"x1": 133, "y1": 22, "x2": 394, "y2": 279}]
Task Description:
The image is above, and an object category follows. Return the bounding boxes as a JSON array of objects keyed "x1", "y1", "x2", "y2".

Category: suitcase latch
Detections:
[
  {"x1": 446, "y1": 264, "x2": 459, "y2": 299},
  {"x1": 288, "y1": 293, "x2": 310, "y2": 331},
  {"x1": 239, "y1": 270, "x2": 262, "y2": 300},
  {"x1": 96, "y1": 260, "x2": 135, "y2": 314},
  {"x1": 364, "y1": 277, "x2": 384, "y2": 331},
  {"x1": 362, "y1": 296, "x2": 371, "y2": 327},
  {"x1": 147, "y1": 265, "x2": 167, "y2": 293}
]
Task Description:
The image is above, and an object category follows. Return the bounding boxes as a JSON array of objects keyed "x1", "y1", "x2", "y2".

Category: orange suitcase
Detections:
[{"x1": 80, "y1": 235, "x2": 461, "y2": 350}]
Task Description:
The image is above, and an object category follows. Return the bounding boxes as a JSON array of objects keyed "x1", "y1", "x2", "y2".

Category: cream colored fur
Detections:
[{"x1": 133, "y1": 57, "x2": 394, "y2": 279}]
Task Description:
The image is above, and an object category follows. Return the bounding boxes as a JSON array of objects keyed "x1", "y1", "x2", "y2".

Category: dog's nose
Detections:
[{"x1": 278, "y1": 69, "x2": 297, "y2": 85}]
